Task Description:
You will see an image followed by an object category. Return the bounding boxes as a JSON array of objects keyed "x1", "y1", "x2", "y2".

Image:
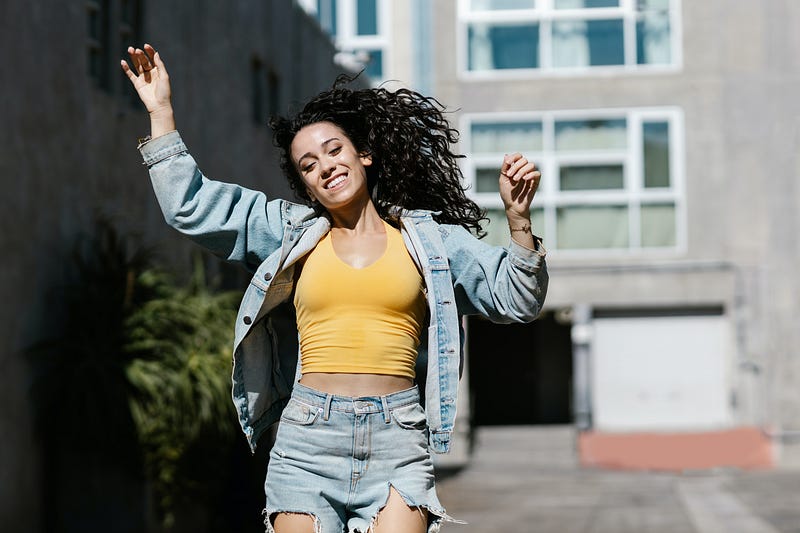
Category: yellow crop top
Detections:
[{"x1": 293, "y1": 220, "x2": 426, "y2": 378}]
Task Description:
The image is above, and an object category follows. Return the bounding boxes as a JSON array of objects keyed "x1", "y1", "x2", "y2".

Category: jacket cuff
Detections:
[
  {"x1": 509, "y1": 232, "x2": 546, "y2": 256},
  {"x1": 138, "y1": 130, "x2": 187, "y2": 167},
  {"x1": 429, "y1": 430, "x2": 452, "y2": 454}
]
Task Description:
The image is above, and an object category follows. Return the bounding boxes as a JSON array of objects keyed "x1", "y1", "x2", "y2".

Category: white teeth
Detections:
[{"x1": 326, "y1": 175, "x2": 346, "y2": 189}]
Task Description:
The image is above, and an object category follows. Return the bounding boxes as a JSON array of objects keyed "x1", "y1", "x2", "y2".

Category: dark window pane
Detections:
[
  {"x1": 470, "y1": 0, "x2": 536, "y2": 9},
  {"x1": 121, "y1": 0, "x2": 136, "y2": 25},
  {"x1": 471, "y1": 122, "x2": 543, "y2": 153},
  {"x1": 469, "y1": 24, "x2": 539, "y2": 70},
  {"x1": 252, "y1": 60, "x2": 264, "y2": 123},
  {"x1": 637, "y1": 0, "x2": 669, "y2": 9},
  {"x1": 267, "y1": 71, "x2": 280, "y2": 117},
  {"x1": 557, "y1": 205, "x2": 629, "y2": 249},
  {"x1": 555, "y1": 0, "x2": 619, "y2": 8},
  {"x1": 87, "y1": 0, "x2": 110, "y2": 89},
  {"x1": 89, "y1": 49, "x2": 102, "y2": 79},
  {"x1": 641, "y1": 203, "x2": 676, "y2": 247},
  {"x1": 88, "y1": 9, "x2": 100, "y2": 39},
  {"x1": 560, "y1": 165, "x2": 624, "y2": 190},
  {"x1": 356, "y1": 0, "x2": 378, "y2": 35},
  {"x1": 643, "y1": 122, "x2": 670, "y2": 188},
  {"x1": 636, "y1": 11, "x2": 671, "y2": 64},
  {"x1": 587, "y1": 19, "x2": 624, "y2": 65},
  {"x1": 316, "y1": 0, "x2": 337, "y2": 36},
  {"x1": 552, "y1": 19, "x2": 623, "y2": 67},
  {"x1": 364, "y1": 49, "x2": 383, "y2": 80},
  {"x1": 555, "y1": 119, "x2": 627, "y2": 151},
  {"x1": 476, "y1": 167, "x2": 500, "y2": 193}
]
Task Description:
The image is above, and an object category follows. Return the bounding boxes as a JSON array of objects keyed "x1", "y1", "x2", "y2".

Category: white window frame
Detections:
[
  {"x1": 461, "y1": 106, "x2": 686, "y2": 256},
  {"x1": 456, "y1": 0, "x2": 683, "y2": 81},
  {"x1": 298, "y1": 0, "x2": 392, "y2": 82}
]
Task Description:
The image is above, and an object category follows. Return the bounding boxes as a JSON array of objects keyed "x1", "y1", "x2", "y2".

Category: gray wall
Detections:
[
  {"x1": 1, "y1": 0, "x2": 355, "y2": 529},
  {"x1": 429, "y1": 0, "x2": 800, "y2": 465}
]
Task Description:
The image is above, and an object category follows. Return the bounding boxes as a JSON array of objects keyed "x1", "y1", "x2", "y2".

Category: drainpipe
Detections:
[{"x1": 571, "y1": 303, "x2": 593, "y2": 431}]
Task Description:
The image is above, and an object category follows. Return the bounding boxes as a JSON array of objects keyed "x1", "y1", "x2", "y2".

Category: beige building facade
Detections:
[{"x1": 313, "y1": 0, "x2": 800, "y2": 468}]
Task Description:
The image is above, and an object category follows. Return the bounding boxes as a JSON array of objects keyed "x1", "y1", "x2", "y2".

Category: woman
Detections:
[{"x1": 122, "y1": 44, "x2": 547, "y2": 533}]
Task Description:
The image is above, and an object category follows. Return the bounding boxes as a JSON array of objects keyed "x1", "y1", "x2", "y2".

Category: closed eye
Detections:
[{"x1": 329, "y1": 146, "x2": 342, "y2": 156}]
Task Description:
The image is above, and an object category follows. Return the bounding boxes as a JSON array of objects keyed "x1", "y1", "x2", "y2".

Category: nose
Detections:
[{"x1": 320, "y1": 157, "x2": 336, "y2": 179}]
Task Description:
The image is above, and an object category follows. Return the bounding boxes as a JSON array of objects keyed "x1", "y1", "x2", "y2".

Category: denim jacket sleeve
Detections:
[
  {"x1": 440, "y1": 224, "x2": 548, "y2": 323},
  {"x1": 139, "y1": 131, "x2": 285, "y2": 271}
]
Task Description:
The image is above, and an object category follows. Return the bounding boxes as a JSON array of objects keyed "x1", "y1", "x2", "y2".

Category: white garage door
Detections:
[{"x1": 592, "y1": 314, "x2": 733, "y2": 431}]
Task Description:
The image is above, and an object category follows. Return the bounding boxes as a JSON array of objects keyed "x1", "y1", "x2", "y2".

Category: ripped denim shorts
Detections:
[{"x1": 263, "y1": 382, "x2": 458, "y2": 533}]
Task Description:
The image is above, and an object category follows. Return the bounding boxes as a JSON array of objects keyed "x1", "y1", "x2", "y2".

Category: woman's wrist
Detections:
[
  {"x1": 505, "y1": 210, "x2": 531, "y2": 229},
  {"x1": 149, "y1": 107, "x2": 176, "y2": 139},
  {"x1": 505, "y1": 210, "x2": 535, "y2": 248}
]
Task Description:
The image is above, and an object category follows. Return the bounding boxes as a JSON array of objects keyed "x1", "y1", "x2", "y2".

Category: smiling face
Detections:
[{"x1": 291, "y1": 121, "x2": 373, "y2": 214}]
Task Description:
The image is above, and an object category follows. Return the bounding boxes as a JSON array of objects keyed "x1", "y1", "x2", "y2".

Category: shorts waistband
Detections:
[{"x1": 291, "y1": 382, "x2": 420, "y2": 417}]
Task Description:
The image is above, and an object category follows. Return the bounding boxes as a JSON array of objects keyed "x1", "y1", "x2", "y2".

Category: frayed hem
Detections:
[
  {"x1": 263, "y1": 508, "x2": 321, "y2": 533},
  {"x1": 365, "y1": 484, "x2": 466, "y2": 533}
]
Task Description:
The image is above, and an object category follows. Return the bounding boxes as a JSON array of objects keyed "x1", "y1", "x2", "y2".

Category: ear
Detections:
[
  {"x1": 360, "y1": 151, "x2": 373, "y2": 167},
  {"x1": 306, "y1": 188, "x2": 317, "y2": 203}
]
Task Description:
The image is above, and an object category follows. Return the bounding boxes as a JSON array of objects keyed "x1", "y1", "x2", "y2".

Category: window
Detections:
[
  {"x1": 299, "y1": 0, "x2": 390, "y2": 83},
  {"x1": 460, "y1": 0, "x2": 678, "y2": 75},
  {"x1": 87, "y1": 0, "x2": 110, "y2": 89},
  {"x1": 119, "y1": 0, "x2": 143, "y2": 103},
  {"x1": 252, "y1": 58, "x2": 281, "y2": 125},
  {"x1": 252, "y1": 59, "x2": 265, "y2": 124},
  {"x1": 88, "y1": 0, "x2": 144, "y2": 98},
  {"x1": 463, "y1": 108, "x2": 683, "y2": 252}
]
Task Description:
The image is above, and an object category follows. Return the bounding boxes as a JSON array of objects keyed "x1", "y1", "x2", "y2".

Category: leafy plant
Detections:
[
  {"x1": 28, "y1": 216, "x2": 243, "y2": 532},
  {"x1": 125, "y1": 256, "x2": 241, "y2": 530}
]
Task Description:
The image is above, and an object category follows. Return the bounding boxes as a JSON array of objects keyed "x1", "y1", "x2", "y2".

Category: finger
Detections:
[
  {"x1": 134, "y1": 48, "x2": 152, "y2": 74},
  {"x1": 507, "y1": 158, "x2": 530, "y2": 181},
  {"x1": 500, "y1": 154, "x2": 513, "y2": 174},
  {"x1": 120, "y1": 59, "x2": 138, "y2": 81},
  {"x1": 501, "y1": 152, "x2": 523, "y2": 173},
  {"x1": 151, "y1": 50, "x2": 169, "y2": 78},
  {"x1": 125, "y1": 47, "x2": 138, "y2": 72},
  {"x1": 518, "y1": 164, "x2": 540, "y2": 181},
  {"x1": 143, "y1": 43, "x2": 157, "y2": 65}
]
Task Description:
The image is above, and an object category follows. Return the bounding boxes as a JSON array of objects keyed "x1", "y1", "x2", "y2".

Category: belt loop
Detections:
[
  {"x1": 323, "y1": 394, "x2": 333, "y2": 421},
  {"x1": 380, "y1": 395, "x2": 391, "y2": 424}
]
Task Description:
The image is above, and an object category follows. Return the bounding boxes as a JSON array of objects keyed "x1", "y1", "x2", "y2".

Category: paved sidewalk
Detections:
[{"x1": 435, "y1": 426, "x2": 800, "y2": 533}]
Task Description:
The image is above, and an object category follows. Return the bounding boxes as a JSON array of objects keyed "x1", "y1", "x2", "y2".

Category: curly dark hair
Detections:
[{"x1": 270, "y1": 78, "x2": 486, "y2": 236}]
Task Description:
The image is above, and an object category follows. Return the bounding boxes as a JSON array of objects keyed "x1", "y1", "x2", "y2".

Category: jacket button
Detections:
[
  {"x1": 263, "y1": 272, "x2": 273, "y2": 281},
  {"x1": 243, "y1": 316, "x2": 252, "y2": 325}
]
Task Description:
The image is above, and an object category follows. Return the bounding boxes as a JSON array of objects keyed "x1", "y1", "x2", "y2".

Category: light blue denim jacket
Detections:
[{"x1": 139, "y1": 131, "x2": 548, "y2": 454}]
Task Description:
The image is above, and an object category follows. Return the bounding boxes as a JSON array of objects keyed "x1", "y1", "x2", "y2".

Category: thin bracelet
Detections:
[{"x1": 509, "y1": 222, "x2": 531, "y2": 233}]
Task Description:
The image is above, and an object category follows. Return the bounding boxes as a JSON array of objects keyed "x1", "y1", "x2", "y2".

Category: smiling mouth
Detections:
[{"x1": 325, "y1": 174, "x2": 347, "y2": 190}]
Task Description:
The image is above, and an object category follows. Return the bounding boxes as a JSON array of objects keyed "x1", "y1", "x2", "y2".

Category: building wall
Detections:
[
  {"x1": 425, "y1": 0, "x2": 800, "y2": 466},
  {"x1": 1, "y1": 0, "x2": 356, "y2": 529}
]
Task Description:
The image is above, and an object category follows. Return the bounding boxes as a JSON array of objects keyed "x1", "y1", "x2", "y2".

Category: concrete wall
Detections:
[
  {"x1": 426, "y1": 0, "x2": 800, "y2": 465},
  {"x1": 1, "y1": 0, "x2": 357, "y2": 529}
]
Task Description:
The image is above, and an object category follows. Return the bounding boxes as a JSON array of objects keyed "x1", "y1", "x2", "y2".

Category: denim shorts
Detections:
[{"x1": 263, "y1": 383, "x2": 458, "y2": 533}]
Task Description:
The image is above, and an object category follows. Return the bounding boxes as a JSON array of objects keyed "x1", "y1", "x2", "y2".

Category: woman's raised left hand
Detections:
[{"x1": 499, "y1": 153, "x2": 541, "y2": 220}]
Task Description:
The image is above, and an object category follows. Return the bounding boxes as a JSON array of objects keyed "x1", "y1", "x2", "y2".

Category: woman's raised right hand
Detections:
[
  {"x1": 121, "y1": 44, "x2": 175, "y2": 137},
  {"x1": 121, "y1": 44, "x2": 172, "y2": 117}
]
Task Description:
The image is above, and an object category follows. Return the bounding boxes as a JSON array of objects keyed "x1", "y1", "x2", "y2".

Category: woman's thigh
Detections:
[
  {"x1": 370, "y1": 487, "x2": 428, "y2": 533},
  {"x1": 271, "y1": 512, "x2": 317, "y2": 533}
]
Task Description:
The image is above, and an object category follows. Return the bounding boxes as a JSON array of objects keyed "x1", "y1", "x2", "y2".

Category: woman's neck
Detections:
[{"x1": 328, "y1": 199, "x2": 383, "y2": 234}]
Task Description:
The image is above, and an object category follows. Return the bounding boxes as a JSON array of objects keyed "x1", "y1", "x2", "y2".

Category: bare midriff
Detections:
[{"x1": 299, "y1": 372, "x2": 414, "y2": 397}]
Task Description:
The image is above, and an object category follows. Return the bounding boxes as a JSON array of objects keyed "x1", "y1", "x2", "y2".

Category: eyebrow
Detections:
[{"x1": 297, "y1": 137, "x2": 341, "y2": 165}]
